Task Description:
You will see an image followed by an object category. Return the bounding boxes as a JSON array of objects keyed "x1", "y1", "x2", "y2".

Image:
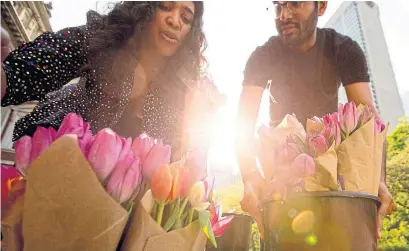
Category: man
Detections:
[{"x1": 235, "y1": 1, "x2": 396, "y2": 239}]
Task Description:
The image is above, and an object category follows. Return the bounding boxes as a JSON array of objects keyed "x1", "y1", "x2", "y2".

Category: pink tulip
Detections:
[
  {"x1": 48, "y1": 127, "x2": 58, "y2": 141},
  {"x1": 274, "y1": 142, "x2": 300, "y2": 166},
  {"x1": 117, "y1": 137, "x2": 132, "y2": 163},
  {"x1": 106, "y1": 153, "x2": 141, "y2": 204},
  {"x1": 311, "y1": 116, "x2": 323, "y2": 124},
  {"x1": 30, "y1": 127, "x2": 53, "y2": 163},
  {"x1": 57, "y1": 113, "x2": 93, "y2": 154},
  {"x1": 339, "y1": 102, "x2": 361, "y2": 135},
  {"x1": 87, "y1": 128, "x2": 122, "y2": 182},
  {"x1": 375, "y1": 119, "x2": 386, "y2": 134},
  {"x1": 142, "y1": 140, "x2": 171, "y2": 181},
  {"x1": 360, "y1": 105, "x2": 373, "y2": 125},
  {"x1": 14, "y1": 136, "x2": 32, "y2": 175},
  {"x1": 322, "y1": 113, "x2": 341, "y2": 146},
  {"x1": 291, "y1": 153, "x2": 316, "y2": 178},
  {"x1": 151, "y1": 165, "x2": 173, "y2": 202},
  {"x1": 132, "y1": 133, "x2": 155, "y2": 161},
  {"x1": 209, "y1": 200, "x2": 234, "y2": 238},
  {"x1": 308, "y1": 134, "x2": 329, "y2": 157}
]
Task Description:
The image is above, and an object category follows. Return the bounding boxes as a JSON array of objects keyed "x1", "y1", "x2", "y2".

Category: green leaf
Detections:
[
  {"x1": 163, "y1": 198, "x2": 181, "y2": 231},
  {"x1": 199, "y1": 210, "x2": 217, "y2": 248}
]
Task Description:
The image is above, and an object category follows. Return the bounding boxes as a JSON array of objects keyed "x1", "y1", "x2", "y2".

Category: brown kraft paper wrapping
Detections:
[
  {"x1": 121, "y1": 200, "x2": 207, "y2": 251},
  {"x1": 373, "y1": 124, "x2": 389, "y2": 194},
  {"x1": 1, "y1": 180, "x2": 26, "y2": 251},
  {"x1": 336, "y1": 118, "x2": 381, "y2": 195},
  {"x1": 22, "y1": 135, "x2": 129, "y2": 251},
  {"x1": 305, "y1": 144, "x2": 338, "y2": 191}
]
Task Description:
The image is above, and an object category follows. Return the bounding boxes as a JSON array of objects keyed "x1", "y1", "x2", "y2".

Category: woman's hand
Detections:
[{"x1": 1, "y1": 27, "x2": 11, "y2": 62}]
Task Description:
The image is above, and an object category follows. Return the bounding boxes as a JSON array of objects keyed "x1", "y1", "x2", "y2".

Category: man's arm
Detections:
[
  {"x1": 235, "y1": 85, "x2": 264, "y2": 184},
  {"x1": 345, "y1": 82, "x2": 396, "y2": 239}
]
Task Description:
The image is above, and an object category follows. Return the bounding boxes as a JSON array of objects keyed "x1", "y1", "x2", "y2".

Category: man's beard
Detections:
[{"x1": 280, "y1": 11, "x2": 319, "y2": 47}]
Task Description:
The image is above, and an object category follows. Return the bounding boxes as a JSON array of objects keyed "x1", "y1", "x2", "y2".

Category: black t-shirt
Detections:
[{"x1": 243, "y1": 28, "x2": 370, "y2": 126}]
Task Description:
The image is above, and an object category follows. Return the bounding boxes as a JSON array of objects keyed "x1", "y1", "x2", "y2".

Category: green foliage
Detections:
[
  {"x1": 250, "y1": 222, "x2": 261, "y2": 251},
  {"x1": 213, "y1": 181, "x2": 245, "y2": 214},
  {"x1": 378, "y1": 118, "x2": 409, "y2": 251},
  {"x1": 387, "y1": 117, "x2": 409, "y2": 159}
]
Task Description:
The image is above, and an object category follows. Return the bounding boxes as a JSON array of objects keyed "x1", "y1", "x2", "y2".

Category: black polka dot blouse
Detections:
[{"x1": 1, "y1": 22, "x2": 185, "y2": 149}]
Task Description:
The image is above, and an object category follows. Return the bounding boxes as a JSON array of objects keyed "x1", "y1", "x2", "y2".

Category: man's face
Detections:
[{"x1": 275, "y1": 1, "x2": 324, "y2": 46}]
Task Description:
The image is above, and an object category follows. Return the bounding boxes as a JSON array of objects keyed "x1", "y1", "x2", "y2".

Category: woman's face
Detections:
[{"x1": 146, "y1": 1, "x2": 195, "y2": 57}]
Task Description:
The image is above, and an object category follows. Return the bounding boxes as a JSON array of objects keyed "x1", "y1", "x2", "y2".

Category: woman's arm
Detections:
[{"x1": 1, "y1": 26, "x2": 87, "y2": 106}]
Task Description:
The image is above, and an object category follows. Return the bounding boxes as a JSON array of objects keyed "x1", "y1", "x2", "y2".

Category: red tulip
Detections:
[
  {"x1": 209, "y1": 200, "x2": 234, "y2": 238},
  {"x1": 14, "y1": 136, "x2": 32, "y2": 176},
  {"x1": 30, "y1": 127, "x2": 53, "y2": 163},
  {"x1": 203, "y1": 176, "x2": 215, "y2": 201},
  {"x1": 308, "y1": 134, "x2": 329, "y2": 157},
  {"x1": 87, "y1": 128, "x2": 122, "y2": 182},
  {"x1": 291, "y1": 154, "x2": 316, "y2": 178},
  {"x1": 142, "y1": 140, "x2": 171, "y2": 181},
  {"x1": 151, "y1": 165, "x2": 173, "y2": 202},
  {"x1": 360, "y1": 105, "x2": 373, "y2": 125},
  {"x1": 131, "y1": 133, "x2": 155, "y2": 161},
  {"x1": 106, "y1": 153, "x2": 141, "y2": 204},
  {"x1": 1, "y1": 165, "x2": 22, "y2": 203}
]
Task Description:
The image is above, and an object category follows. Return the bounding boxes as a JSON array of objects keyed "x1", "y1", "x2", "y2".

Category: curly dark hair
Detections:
[{"x1": 84, "y1": 1, "x2": 207, "y2": 98}]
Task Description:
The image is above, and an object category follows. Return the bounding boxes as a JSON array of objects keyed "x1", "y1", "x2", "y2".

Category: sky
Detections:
[{"x1": 48, "y1": 0, "x2": 409, "y2": 172}]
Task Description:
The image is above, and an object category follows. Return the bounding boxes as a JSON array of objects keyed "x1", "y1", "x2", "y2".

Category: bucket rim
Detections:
[{"x1": 262, "y1": 191, "x2": 380, "y2": 207}]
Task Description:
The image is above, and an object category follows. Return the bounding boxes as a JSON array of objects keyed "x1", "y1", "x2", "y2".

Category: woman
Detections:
[{"x1": 1, "y1": 1, "x2": 207, "y2": 157}]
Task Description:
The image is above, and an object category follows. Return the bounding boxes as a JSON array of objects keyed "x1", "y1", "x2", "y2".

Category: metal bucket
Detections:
[
  {"x1": 262, "y1": 191, "x2": 380, "y2": 251},
  {"x1": 206, "y1": 213, "x2": 253, "y2": 251}
]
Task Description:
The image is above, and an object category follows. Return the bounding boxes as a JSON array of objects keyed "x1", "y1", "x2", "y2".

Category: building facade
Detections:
[
  {"x1": 1, "y1": 1, "x2": 52, "y2": 163},
  {"x1": 325, "y1": 1, "x2": 405, "y2": 131}
]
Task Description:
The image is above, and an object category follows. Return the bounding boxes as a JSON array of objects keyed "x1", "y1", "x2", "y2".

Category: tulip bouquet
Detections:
[
  {"x1": 258, "y1": 114, "x2": 339, "y2": 196},
  {"x1": 121, "y1": 148, "x2": 234, "y2": 250},
  {"x1": 13, "y1": 113, "x2": 144, "y2": 209}
]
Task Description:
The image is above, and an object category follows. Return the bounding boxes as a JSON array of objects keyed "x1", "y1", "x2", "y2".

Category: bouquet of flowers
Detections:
[
  {"x1": 258, "y1": 113, "x2": 338, "y2": 197},
  {"x1": 1, "y1": 113, "x2": 233, "y2": 251},
  {"x1": 120, "y1": 148, "x2": 234, "y2": 250},
  {"x1": 258, "y1": 101, "x2": 387, "y2": 197}
]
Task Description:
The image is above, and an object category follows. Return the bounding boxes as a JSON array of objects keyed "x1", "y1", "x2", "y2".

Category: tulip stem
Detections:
[
  {"x1": 188, "y1": 208, "x2": 194, "y2": 225},
  {"x1": 179, "y1": 197, "x2": 189, "y2": 218},
  {"x1": 157, "y1": 203, "x2": 165, "y2": 226}
]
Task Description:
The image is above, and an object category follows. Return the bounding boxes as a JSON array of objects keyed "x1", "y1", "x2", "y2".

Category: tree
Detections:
[
  {"x1": 387, "y1": 117, "x2": 409, "y2": 159},
  {"x1": 378, "y1": 118, "x2": 409, "y2": 251}
]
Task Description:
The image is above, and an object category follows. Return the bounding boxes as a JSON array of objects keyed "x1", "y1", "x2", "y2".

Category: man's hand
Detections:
[
  {"x1": 241, "y1": 175, "x2": 267, "y2": 238},
  {"x1": 377, "y1": 182, "x2": 397, "y2": 239}
]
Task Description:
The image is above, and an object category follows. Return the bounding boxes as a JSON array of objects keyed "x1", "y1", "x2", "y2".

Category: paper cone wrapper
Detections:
[
  {"x1": 305, "y1": 144, "x2": 338, "y2": 191},
  {"x1": 22, "y1": 135, "x2": 129, "y2": 251},
  {"x1": 121, "y1": 197, "x2": 207, "y2": 251},
  {"x1": 1, "y1": 179, "x2": 26, "y2": 251},
  {"x1": 373, "y1": 124, "x2": 389, "y2": 194},
  {"x1": 336, "y1": 118, "x2": 383, "y2": 195}
]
